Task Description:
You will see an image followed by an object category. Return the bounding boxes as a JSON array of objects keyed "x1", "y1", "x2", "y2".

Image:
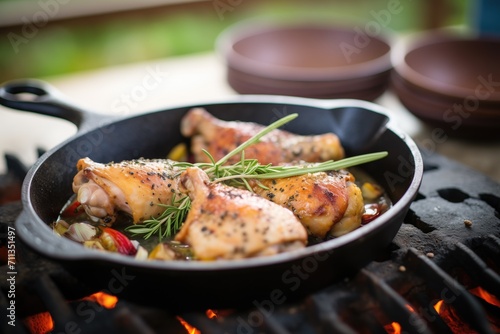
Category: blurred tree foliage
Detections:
[{"x1": 0, "y1": 0, "x2": 469, "y2": 82}]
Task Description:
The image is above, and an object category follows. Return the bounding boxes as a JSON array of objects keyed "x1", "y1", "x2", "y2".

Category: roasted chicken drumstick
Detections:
[
  {"x1": 249, "y1": 170, "x2": 364, "y2": 238},
  {"x1": 72, "y1": 158, "x2": 182, "y2": 225},
  {"x1": 175, "y1": 167, "x2": 308, "y2": 260},
  {"x1": 181, "y1": 108, "x2": 344, "y2": 165}
]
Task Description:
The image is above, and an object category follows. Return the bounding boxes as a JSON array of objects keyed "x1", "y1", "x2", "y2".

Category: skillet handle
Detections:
[{"x1": 0, "y1": 79, "x2": 111, "y2": 131}]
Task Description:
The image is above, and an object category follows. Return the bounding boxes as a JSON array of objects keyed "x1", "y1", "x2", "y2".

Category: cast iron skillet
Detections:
[{"x1": 0, "y1": 79, "x2": 423, "y2": 311}]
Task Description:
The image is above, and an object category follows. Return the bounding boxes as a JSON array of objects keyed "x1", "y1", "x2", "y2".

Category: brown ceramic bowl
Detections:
[
  {"x1": 392, "y1": 31, "x2": 500, "y2": 137},
  {"x1": 217, "y1": 21, "x2": 393, "y2": 100},
  {"x1": 392, "y1": 72, "x2": 500, "y2": 132}
]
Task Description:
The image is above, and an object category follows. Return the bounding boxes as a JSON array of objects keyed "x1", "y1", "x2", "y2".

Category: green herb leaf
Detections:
[
  {"x1": 210, "y1": 152, "x2": 388, "y2": 185},
  {"x1": 125, "y1": 195, "x2": 191, "y2": 240}
]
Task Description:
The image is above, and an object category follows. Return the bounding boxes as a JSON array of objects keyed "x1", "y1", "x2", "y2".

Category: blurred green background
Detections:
[{"x1": 0, "y1": 0, "x2": 470, "y2": 83}]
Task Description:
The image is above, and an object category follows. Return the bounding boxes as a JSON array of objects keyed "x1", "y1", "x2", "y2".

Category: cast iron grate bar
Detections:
[
  {"x1": 261, "y1": 312, "x2": 293, "y2": 334},
  {"x1": 479, "y1": 234, "x2": 500, "y2": 268},
  {"x1": 311, "y1": 294, "x2": 357, "y2": 334},
  {"x1": 34, "y1": 274, "x2": 76, "y2": 332},
  {"x1": 109, "y1": 307, "x2": 155, "y2": 334},
  {"x1": 359, "y1": 268, "x2": 431, "y2": 334},
  {"x1": 453, "y1": 242, "x2": 500, "y2": 298},
  {"x1": 486, "y1": 234, "x2": 500, "y2": 248},
  {"x1": 281, "y1": 299, "x2": 330, "y2": 334},
  {"x1": 404, "y1": 248, "x2": 495, "y2": 334}
]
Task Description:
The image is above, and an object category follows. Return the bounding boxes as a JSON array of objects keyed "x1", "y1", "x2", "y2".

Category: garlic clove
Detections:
[
  {"x1": 134, "y1": 245, "x2": 149, "y2": 260},
  {"x1": 64, "y1": 223, "x2": 99, "y2": 243}
]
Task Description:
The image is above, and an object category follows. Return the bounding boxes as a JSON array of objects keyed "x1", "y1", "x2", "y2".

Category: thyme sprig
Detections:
[{"x1": 126, "y1": 113, "x2": 388, "y2": 240}]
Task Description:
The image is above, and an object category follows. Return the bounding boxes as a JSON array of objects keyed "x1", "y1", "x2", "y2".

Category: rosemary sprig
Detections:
[
  {"x1": 126, "y1": 194, "x2": 191, "y2": 240},
  {"x1": 208, "y1": 152, "x2": 388, "y2": 190},
  {"x1": 128, "y1": 113, "x2": 388, "y2": 240}
]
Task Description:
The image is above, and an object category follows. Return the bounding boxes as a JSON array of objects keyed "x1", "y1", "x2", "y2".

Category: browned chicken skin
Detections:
[
  {"x1": 175, "y1": 167, "x2": 308, "y2": 260},
  {"x1": 181, "y1": 108, "x2": 363, "y2": 238},
  {"x1": 181, "y1": 108, "x2": 344, "y2": 165},
  {"x1": 250, "y1": 170, "x2": 364, "y2": 238},
  {"x1": 72, "y1": 158, "x2": 183, "y2": 225}
]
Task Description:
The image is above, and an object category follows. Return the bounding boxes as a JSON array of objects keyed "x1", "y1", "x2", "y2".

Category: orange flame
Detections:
[
  {"x1": 469, "y1": 287, "x2": 500, "y2": 307},
  {"x1": 434, "y1": 300, "x2": 444, "y2": 313},
  {"x1": 384, "y1": 321, "x2": 401, "y2": 334},
  {"x1": 176, "y1": 309, "x2": 221, "y2": 334},
  {"x1": 384, "y1": 304, "x2": 415, "y2": 333},
  {"x1": 177, "y1": 316, "x2": 201, "y2": 334},
  {"x1": 206, "y1": 309, "x2": 217, "y2": 319},
  {"x1": 24, "y1": 312, "x2": 54, "y2": 334},
  {"x1": 83, "y1": 292, "x2": 118, "y2": 309},
  {"x1": 433, "y1": 286, "x2": 500, "y2": 316}
]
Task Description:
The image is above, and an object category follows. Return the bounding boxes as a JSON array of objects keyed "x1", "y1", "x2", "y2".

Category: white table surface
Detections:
[{"x1": 1, "y1": 51, "x2": 499, "y2": 183}]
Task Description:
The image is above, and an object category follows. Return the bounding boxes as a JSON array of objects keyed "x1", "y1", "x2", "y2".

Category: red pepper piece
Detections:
[
  {"x1": 102, "y1": 228, "x2": 137, "y2": 256},
  {"x1": 61, "y1": 200, "x2": 84, "y2": 218}
]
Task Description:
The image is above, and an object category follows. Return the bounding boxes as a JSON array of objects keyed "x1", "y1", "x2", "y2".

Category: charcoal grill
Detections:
[{"x1": 1, "y1": 148, "x2": 499, "y2": 334}]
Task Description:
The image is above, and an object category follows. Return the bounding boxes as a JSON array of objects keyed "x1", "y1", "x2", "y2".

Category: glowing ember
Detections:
[
  {"x1": 383, "y1": 305, "x2": 414, "y2": 333},
  {"x1": 177, "y1": 316, "x2": 201, "y2": 334},
  {"x1": 384, "y1": 321, "x2": 401, "y2": 334},
  {"x1": 24, "y1": 312, "x2": 53, "y2": 334},
  {"x1": 83, "y1": 292, "x2": 118, "y2": 309},
  {"x1": 431, "y1": 297, "x2": 483, "y2": 333},
  {"x1": 434, "y1": 300, "x2": 444, "y2": 313},
  {"x1": 469, "y1": 287, "x2": 500, "y2": 308},
  {"x1": 206, "y1": 309, "x2": 217, "y2": 319}
]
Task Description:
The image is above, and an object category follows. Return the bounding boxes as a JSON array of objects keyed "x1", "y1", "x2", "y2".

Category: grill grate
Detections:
[{"x1": 175, "y1": 243, "x2": 499, "y2": 334}]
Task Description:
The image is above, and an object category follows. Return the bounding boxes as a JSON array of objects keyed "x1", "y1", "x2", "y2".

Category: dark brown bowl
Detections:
[
  {"x1": 391, "y1": 72, "x2": 500, "y2": 138},
  {"x1": 392, "y1": 31, "x2": 500, "y2": 138},
  {"x1": 227, "y1": 67, "x2": 391, "y2": 100},
  {"x1": 393, "y1": 33, "x2": 500, "y2": 101},
  {"x1": 217, "y1": 21, "x2": 393, "y2": 100}
]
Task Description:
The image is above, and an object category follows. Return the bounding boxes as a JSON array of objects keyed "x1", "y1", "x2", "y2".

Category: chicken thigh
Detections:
[
  {"x1": 181, "y1": 108, "x2": 344, "y2": 165},
  {"x1": 249, "y1": 170, "x2": 364, "y2": 238},
  {"x1": 175, "y1": 167, "x2": 307, "y2": 260},
  {"x1": 72, "y1": 158, "x2": 183, "y2": 225}
]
